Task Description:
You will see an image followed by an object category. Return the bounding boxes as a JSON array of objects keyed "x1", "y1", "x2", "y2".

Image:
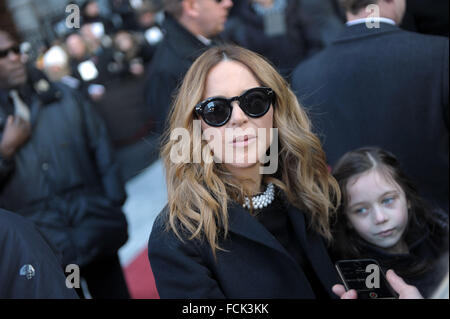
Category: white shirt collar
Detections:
[
  {"x1": 346, "y1": 17, "x2": 396, "y2": 27},
  {"x1": 196, "y1": 34, "x2": 212, "y2": 46}
]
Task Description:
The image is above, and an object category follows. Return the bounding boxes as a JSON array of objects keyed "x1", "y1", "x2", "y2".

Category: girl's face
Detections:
[
  {"x1": 200, "y1": 60, "x2": 274, "y2": 171},
  {"x1": 344, "y1": 169, "x2": 409, "y2": 254}
]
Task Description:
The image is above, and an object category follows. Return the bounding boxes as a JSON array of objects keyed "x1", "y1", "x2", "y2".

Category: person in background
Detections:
[
  {"x1": 81, "y1": 0, "x2": 116, "y2": 35},
  {"x1": 0, "y1": 30, "x2": 129, "y2": 299},
  {"x1": 43, "y1": 44, "x2": 91, "y2": 93},
  {"x1": 42, "y1": 45, "x2": 76, "y2": 85},
  {"x1": 222, "y1": 0, "x2": 322, "y2": 79},
  {"x1": 110, "y1": 0, "x2": 140, "y2": 31},
  {"x1": 330, "y1": 147, "x2": 448, "y2": 298},
  {"x1": 112, "y1": 30, "x2": 150, "y2": 76},
  {"x1": 135, "y1": 1, "x2": 165, "y2": 54},
  {"x1": 300, "y1": 0, "x2": 345, "y2": 45},
  {"x1": 136, "y1": 1, "x2": 164, "y2": 31},
  {"x1": 95, "y1": 29, "x2": 158, "y2": 159},
  {"x1": 291, "y1": 0, "x2": 449, "y2": 212},
  {"x1": 64, "y1": 31, "x2": 112, "y2": 102},
  {"x1": 0, "y1": 208, "x2": 79, "y2": 299},
  {"x1": 144, "y1": 0, "x2": 233, "y2": 136}
]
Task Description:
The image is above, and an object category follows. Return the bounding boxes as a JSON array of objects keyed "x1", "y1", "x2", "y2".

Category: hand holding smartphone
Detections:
[{"x1": 335, "y1": 259, "x2": 398, "y2": 299}]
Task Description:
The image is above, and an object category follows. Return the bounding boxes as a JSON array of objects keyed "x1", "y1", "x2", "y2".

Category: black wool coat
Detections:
[{"x1": 148, "y1": 202, "x2": 340, "y2": 299}]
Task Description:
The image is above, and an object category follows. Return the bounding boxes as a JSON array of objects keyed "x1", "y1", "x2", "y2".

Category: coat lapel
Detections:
[
  {"x1": 227, "y1": 201, "x2": 340, "y2": 298},
  {"x1": 286, "y1": 204, "x2": 340, "y2": 298},
  {"x1": 227, "y1": 202, "x2": 291, "y2": 258}
]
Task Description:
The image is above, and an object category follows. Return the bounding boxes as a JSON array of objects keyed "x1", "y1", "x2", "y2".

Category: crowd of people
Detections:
[
  {"x1": 0, "y1": 0, "x2": 448, "y2": 299},
  {"x1": 31, "y1": 0, "x2": 165, "y2": 181}
]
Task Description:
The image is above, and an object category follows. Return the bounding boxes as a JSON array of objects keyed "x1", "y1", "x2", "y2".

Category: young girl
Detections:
[{"x1": 331, "y1": 146, "x2": 449, "y2": 298}]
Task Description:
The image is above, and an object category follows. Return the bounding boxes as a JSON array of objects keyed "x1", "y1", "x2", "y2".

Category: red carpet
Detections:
[{"x1": 123, "y1": 247, "x2": 160, "y2": 299}]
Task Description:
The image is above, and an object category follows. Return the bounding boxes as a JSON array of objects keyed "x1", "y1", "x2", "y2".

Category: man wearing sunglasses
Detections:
[
  {"x1": 144, "y1": 0, "x2": 233, "y2": 136},
  {"x1": 0, "y1": 32, "x2": 31, "y2": 169},
  {"x1": 0, "y1": 30, "x2": 130, "y2": 298}
]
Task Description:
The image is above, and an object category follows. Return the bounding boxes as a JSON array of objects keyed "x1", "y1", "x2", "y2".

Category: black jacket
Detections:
[
  {"x1": 291, "y1": 23, "x2": 449, "y2": 212},
  {"x1": 0, "y1": 82, "x2": 128, "y2": 267},
  {"x1": 148, "y1": 202, "x2": 340, "y2": 298},
  {"x1": 223, "y1": 0, "x2": 322, "y2": 79},
  {"x1": 0, "y1": 208, "x2": 79, "y2": 298},
  {"x1": 144, "y1": 14, "x2": 215, "y2": 134}
]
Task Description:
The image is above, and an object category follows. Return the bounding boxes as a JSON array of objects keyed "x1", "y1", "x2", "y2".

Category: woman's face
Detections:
[
  {"x1": 344, "y1": 169, "x2": 409, "y2": 254},
  {"x1": 200, "y1": 60, "x2": 274, "y2": 171}
]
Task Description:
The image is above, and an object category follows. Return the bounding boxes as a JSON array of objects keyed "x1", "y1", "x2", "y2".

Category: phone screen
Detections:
[{"x1": 335, "y1": 259, "x2": 398, "y2": 299}]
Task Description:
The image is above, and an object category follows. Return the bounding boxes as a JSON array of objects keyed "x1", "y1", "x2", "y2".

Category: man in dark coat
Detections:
[
  {"x1": 144, "y1": 0, "x2": 233, "y2": 135},
  {"x1": 291, "y1": 0, "x2": 449, "y2": 212},
  {"x1": 0, "y1": 30, "x2": 129, "y2": 298},
  {"x1": 0, "y1": 208, "x2": 79, "y2": 298},
  {"x1": 222, "y1": 0, "x2": 323, "y2": 79}
]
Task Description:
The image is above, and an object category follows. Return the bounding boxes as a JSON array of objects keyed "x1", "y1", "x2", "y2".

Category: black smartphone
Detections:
[{"x1": 335, "y1": 259, "x2": 398, "y2": 299}]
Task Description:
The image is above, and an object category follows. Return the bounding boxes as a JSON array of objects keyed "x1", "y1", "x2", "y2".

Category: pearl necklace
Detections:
[{"x1": 243, "y1": 183, "x2": 275, "y2": 210}]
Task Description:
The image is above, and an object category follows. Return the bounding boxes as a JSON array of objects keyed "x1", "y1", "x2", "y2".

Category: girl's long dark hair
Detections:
[{"x1": 331, "y1": 147, "x2": 448, "y2": 279}]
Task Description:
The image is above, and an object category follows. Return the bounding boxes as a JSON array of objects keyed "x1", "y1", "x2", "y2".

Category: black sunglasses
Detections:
[
  {"x1": 0, "y1": 45, "x2": 20, "y2": 59},
  {"x1": 195, "y1": 87, "x2": 276, "y2": 127}
]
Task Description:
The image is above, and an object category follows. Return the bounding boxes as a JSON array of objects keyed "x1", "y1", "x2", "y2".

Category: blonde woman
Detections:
[{"x1": 148, "y1": 45, "x2": 341, "y2": 298}]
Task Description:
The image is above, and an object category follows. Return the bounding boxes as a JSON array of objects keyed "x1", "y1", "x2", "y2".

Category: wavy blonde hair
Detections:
[{"x1": 161, "y1": 45, "x2": 341, "y2": 257}]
